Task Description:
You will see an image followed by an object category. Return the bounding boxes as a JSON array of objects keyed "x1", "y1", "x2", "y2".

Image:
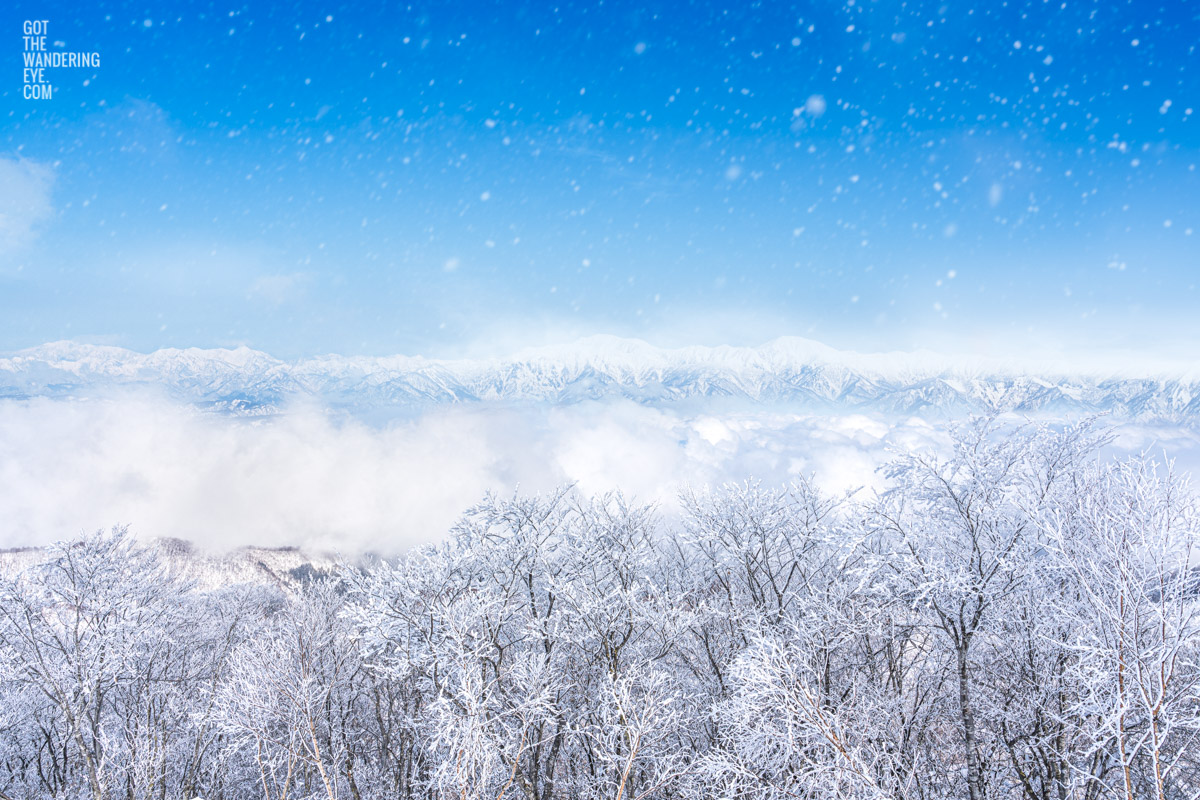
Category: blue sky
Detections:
[{"x1": 2, "y1": 0, "x2": 1197, "y2": 359}]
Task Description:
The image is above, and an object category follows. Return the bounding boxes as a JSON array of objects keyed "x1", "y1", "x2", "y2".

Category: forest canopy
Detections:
[{"x1": 1, "y1": 418, "x2": 1198, "y2": 800}]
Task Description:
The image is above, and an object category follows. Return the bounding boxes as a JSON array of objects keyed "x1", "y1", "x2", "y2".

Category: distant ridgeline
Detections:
[
  {"x1": 0, "y1": 537, "x2": 336, "y2": 592},
  {"x1": 2, "y1": 338, "x2": 1199, "y2": 422}
]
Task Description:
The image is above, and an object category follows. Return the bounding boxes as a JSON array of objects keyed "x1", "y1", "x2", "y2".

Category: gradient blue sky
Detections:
[{"x1": 2, "y1": 0, "x2": 1197, "y2": 359}]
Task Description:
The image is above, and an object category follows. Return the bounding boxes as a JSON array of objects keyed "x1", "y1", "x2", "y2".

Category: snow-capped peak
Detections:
[{"x1": 3, "y1": 337, "x2": 1199, "y2": 422}]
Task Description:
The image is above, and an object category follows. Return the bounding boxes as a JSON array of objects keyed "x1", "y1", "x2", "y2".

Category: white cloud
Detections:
[
  {"x1": 0, "y1": 157, "x2": 55, "y2": 259},
  {"x1": 1, "y1": 393, "x2": 1196, "y2": 556}
]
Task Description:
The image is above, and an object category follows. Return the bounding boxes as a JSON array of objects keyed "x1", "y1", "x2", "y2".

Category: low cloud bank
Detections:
[{"x1": 1, "y1": 393, "x2": 1197, "y2": 554}]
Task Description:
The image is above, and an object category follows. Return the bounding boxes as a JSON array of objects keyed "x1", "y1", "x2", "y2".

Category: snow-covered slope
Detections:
[
  {"x1": 2, "y1": 336, "x2": 1198, "y2": 422},
  {"x1": 0, "y1": 538, "x2": 339, "y2": 592}
]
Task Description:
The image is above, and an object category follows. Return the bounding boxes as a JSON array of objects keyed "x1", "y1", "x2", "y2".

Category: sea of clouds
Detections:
[{"x1": 3, "y1": 391, "x2": 1199, "y2": 555}]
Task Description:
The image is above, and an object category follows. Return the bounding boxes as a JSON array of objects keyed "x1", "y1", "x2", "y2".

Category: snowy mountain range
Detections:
[{"x1": 2, "y1": 336, "x2": 1199, "y2": 422}]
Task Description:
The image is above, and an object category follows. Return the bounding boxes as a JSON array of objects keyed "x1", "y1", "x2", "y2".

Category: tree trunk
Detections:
[{"x1": 957, "y1": 644, "x2": 985, "y2": 800}]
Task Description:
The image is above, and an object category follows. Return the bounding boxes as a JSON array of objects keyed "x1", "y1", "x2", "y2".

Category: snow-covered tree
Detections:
[
  {"x1": 2, "y1": 418, "x2": 1197, "y2": 800},
  {"x1": 1047, "y1": 455, "x2": 1200, "y2": 800}
]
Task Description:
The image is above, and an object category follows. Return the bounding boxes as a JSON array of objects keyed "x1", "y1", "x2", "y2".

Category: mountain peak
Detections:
[{"x1": 3, "y1": 337, "x2": 1199, "y2": 423}]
